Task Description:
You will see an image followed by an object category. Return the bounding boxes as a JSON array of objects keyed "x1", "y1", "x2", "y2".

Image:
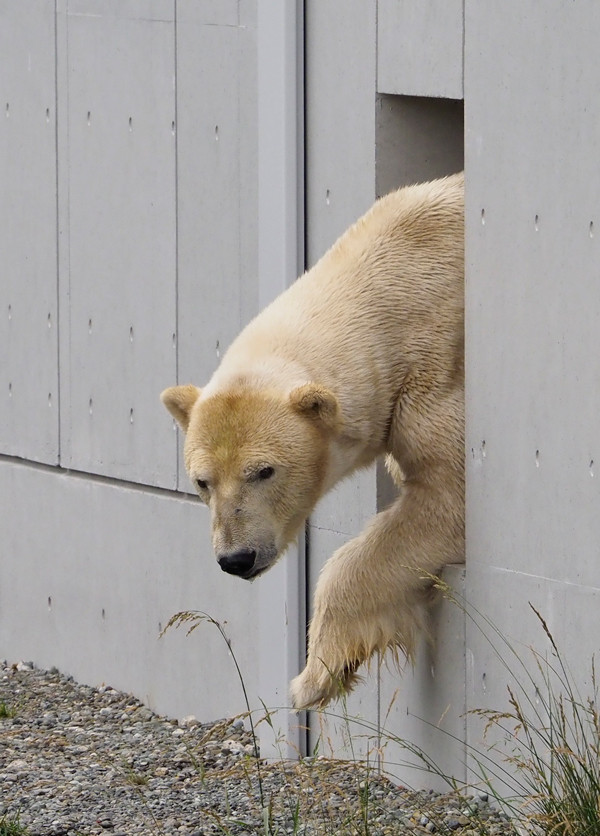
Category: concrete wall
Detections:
[
  {"x1": 2, "y1": 0, "x2": 598, "y2": 793},
  {"x1": 464, "y1": 0, "x2": 600, "y2": 782},
  {"x1": 1, "y1": 0, "x2": 261, "y2": 724}
]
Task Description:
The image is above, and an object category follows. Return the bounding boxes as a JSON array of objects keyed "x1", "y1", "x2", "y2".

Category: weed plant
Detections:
[
  {"x1": 0, "y1": 700, "x2": 16, "y2": 719},
  {"x1": 0, "y1": 814, "x2": 29, "y2": 836}
]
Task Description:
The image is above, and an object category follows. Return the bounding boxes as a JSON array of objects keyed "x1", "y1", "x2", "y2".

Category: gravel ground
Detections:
[{"x1": 0, "y1": 661, "x2": 518, "y2": 836}]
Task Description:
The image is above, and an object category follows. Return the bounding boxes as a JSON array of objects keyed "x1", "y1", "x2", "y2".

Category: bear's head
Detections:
[{"x1": 161, "y1": 383, "x2": 341, "y2": 580}]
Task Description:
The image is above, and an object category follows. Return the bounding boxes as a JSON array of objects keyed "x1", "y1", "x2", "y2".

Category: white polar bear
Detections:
[{"x1": 162, "y1": 174, "x2": 465, "y2": 708}]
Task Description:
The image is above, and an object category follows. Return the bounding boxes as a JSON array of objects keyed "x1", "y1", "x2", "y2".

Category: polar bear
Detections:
[{"x1": 161, "y1": 174, "x2": 464, "y2": 709}]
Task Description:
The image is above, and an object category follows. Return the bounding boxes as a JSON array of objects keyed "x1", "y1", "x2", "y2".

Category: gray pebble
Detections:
[{"x1": 0, "y1": 660, "x2": 518, "y2": 836}]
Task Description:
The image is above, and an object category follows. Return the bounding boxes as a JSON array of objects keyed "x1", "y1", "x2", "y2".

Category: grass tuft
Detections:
[
  {"x1": 0, "y1": 814, "x2": 29, "y2": 836},
  {"x1": 0, "y1": 700, "x2": 16, "y2": 719}
]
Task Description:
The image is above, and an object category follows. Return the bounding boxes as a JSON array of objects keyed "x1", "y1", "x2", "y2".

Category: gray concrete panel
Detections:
[
  {"x1": 305, "y1": 527, "x2": 381, "y2": 759},
  {"x1": 175, "y1": 9, "x2": 258, "y2": 494},
  {"x1": 0, "y1": 1, "x2": 59, "y2": 464},
  {"x1": 465, "y1": 0, "x2": 600, "y2": 785},
  {"x1": 307, "y1": 674, "x2": 380, "y2": 763},
  {"x1": 0, "y1": 458, "x2": 259, "y2": 722},
  {"x1": 305, "y1": 0, "x2": 377, "y2": 265},
  {"x1": 237, "y1": 6, "x2": 259, "y2": 329},
  {"x1": 63, "y1": 3, "x2": 177, "y2": 487},
  {"x1": 176, "y1": 13, "x2": 258, "y2": 395},
  {"x1": 310, "y1": 471, "x2": 378, "y2": 540},
  {"x1": 377, "y1": 0, "x2": 464, "y2": 99},
  {"x1": 68, "y1": 0, "x2": 173, "y2": 18},
  {"x1": 465, "y1": 565, "x2": 600, "y2": 791},
  {"x1": 465, "y1": 1, "x2": 600, "y2": 588},
  {"x1": 176, "y1": 0, "x2": 238, "y2": 27},
  {"x1": 379, "y1": 567, "x2": 466, "y2": 792}
]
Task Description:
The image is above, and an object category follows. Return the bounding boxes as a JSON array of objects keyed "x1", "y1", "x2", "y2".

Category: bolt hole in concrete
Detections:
[
  {"x1": 89, "y1": 398, "x2": 93, "y2": 416},
  {"x1": 88, "y1": 318, "x2": 92, "y2": 334},
  {"x1": 129, "y1": 116, "x2": 133, "y2": 131},
  {"x1": 129, "y1": 325, "x2": 134, "y2": 342},
  {"x1": 87, "y1": 110, "x2": 91, "y2": 126},
  {"x1": 534, "y1": 213, "x2": 539, "y2": 231},
  {"x1": 481, "y1": 208, "x2": 485, "y2": 225},
  {"x1": 48, "y1": 393, "x2": 52, "y2": 408},
  {"x1": 48, "y1": 312, "x2": 52, "y2": 328},
  {"x1": 8, "y1": 304, "x2": 12, "y2": 320},
  {"x1": 535, "y1": 449, "x2": 540, "y2": 467},
  {"x1": 215, "y1": 124, "x2": 219, "y2": 141},
  {"x1": 590, "y1": 460, "x2": 594, "y2": 478},
  {"x1": 46, "y1": 107, "x2": 50, "y2": 122},
  {"x1": 102, "y1": 609, "x2": 106, "y2": 619},
  {"x1": 47, "y1": 597, "x2": 52, "y2": 610},
  {"x1": 8, "y1": 382, "x2": 12, "y2": 397},
  {"x1": 130, "y1": 408, "x2": 134, "y2": 424},
  {"x1": 325, "y1": 188, "x2": 330, "y2": 205},
  {"x1": 5, "y1": 102, "x2": 9, "y2": 117},
  {"x1": 590, "y1": 221, "x2": 594, "y2": 238}
]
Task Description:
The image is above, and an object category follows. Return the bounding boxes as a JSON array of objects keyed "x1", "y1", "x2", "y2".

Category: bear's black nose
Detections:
[{"x1": 218, "y1": 549, "x2": 256, "y2": 577}]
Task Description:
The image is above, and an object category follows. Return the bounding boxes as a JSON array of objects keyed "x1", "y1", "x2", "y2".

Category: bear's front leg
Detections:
[
  {"x1": 290, "y1": 537, "x2": 383, "y2": 709},
  {"x1": 290, "y1": 477, "x2": 463, "y2": 709}
]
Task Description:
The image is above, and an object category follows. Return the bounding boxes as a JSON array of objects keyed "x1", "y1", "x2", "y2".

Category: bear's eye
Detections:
[
  {"x1": 257, "y1": 466, "x2": 274, "y2": 481},
  {"x1": 196, "y1": 478, "x2": 208, "y2": 491}
]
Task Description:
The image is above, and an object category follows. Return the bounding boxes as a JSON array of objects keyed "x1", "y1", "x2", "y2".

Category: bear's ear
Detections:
[
  {"x1": 289, "y1": 384, "x2": 341, "y2": 433},
  {"x1": 160, "y1": 385, "x2": 202, "y2": 432}
]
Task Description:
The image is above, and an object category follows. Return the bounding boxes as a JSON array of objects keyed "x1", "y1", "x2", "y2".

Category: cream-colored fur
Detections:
[{"x1": 161, "y1": 174, "x2": 464, "y2": 709}]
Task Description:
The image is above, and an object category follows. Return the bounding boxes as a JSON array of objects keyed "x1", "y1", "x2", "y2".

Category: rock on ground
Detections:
[{"x1": 0, "y1": 661, "x2": 517, "y2": 835}]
